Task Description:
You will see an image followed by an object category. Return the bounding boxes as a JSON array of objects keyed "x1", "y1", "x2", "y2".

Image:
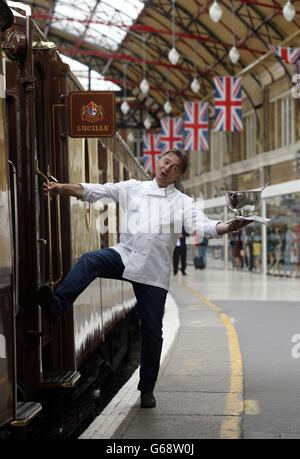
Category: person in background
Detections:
[
  {"x1": 173, "y1": 229, "x2": 188, "y2": 275},
  {"x1": 194, "y1": 232, "x2": 208, "y2": 269},
  {"x1": 230, "y1": 230, "x2": 244, "y2": 269},
  {"x1": 246, "y1": 229, "x2": 255, "y2": 272}
]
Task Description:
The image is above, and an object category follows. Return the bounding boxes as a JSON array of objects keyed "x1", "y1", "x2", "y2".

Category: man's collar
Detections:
[{"x1": 146, "y1": 178, "x2": 176, "y2": 196}]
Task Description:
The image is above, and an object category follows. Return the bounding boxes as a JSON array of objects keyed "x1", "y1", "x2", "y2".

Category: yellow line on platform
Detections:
[{"x1": 184, "y1": 286, "x2": 244, "y2": 440}]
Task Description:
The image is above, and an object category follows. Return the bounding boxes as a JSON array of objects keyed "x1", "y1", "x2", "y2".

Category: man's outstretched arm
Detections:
[
  {"x1": 43, "y1": 182, "x2": 84, "y2": 198},
  {"x1": 216, "y1": 218, "x2": 253, "y2": 236},
  {"x1": 43, "y1": 179, "x2": 137, "y2": 204}
]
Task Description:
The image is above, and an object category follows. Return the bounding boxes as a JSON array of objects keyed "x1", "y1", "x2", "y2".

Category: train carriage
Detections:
[
  {"x1": 0, "y1": 1, "x2": 147, "y2": 437},
  {"x1": 0, "y1": 0, "x2": 14, "y2": 429}
]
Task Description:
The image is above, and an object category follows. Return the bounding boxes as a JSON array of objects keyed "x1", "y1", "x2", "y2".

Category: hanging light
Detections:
[
  {"x1": 140, "y1": 78, "x2": 150, "y2": 94},
  {"x1": 168, "y1": 0, "x2": 180, "y2": 65},
  {"x1": 229, "y1": 5, "x2": 240, "y2": 65},
  {"x1": 127, "y1": 132, "x2": 134, "y2": 143},
  {"x1": 140, "y1": 35, "x2": 150, "y2": 94},
  {"x1": 229, "y1": 46, "x2": 240, "y2": 64},
  {"x1": 209, "y1": 1, "x2": 222, "y2": 23},
  {"x1": 144, "y1": 117, "x2": 152, "y2": 129},
  {"x1": 121, "y1": 63, "x2": 130, "y2": 115},
  {"x1": 168, "y1": 47, "x2": 180, "y2": 65},
  {"x1": 164, "y1": 100, "x2": 172, "y2": 114},
  {"x1": 283, "y1": 1, "x2": 296, "y2": 21},
  {"x1": 191, "y1": 77, "x2": 201, "y2": 94},
  {"x1": 121, "y1": 100, "x2": 130, "y2": 115}
]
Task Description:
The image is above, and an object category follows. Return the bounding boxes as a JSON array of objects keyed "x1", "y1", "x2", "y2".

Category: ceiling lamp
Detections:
[
  {"x1": 164, "y1": 100, "x2": 172, "y2": 114},
  {"x1": 121, "y1": 100, "x2": 130, "y2": 115},
  {"x1": 168, "y1": 47, "x2": 180, "y2": 65},
  {"x1": 209, "y1": 1, "x2": 222, "y2": 23},
  {"x1": 121, "y1": 63, "x2": 130, "y2": 115},
  {"x1": 283, "y1": 1, "x2": 296, "y2": 21},
  {"x1": 229, "y1": 46, "x2": 240, "y2": 64},
  {"x1": 168, "y1": 0, "x2": 180, "y2": 65},
  {"x1": 144, "y1": 117, "x2": 152, "y2": 129},
  {"x1": 140, "y1": 35, "x2": 150, "y2": 94},
  {"x1": 140, "y1": 78, "x2": 150, "y2": 94},
  {"x1": 191, "y1": 77, "x2": 201, "y2": 94},
  {"x1": 127, "y1": 132, "x2": 134, "y2": 143}
]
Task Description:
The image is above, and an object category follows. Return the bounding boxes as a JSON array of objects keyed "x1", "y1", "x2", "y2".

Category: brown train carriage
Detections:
[
  {"x1": 0, "y1": 2, "x2": 147, "y2": 437},
  {"x1": 0, "y1": 0, "x2": 14, "y2": 430}
]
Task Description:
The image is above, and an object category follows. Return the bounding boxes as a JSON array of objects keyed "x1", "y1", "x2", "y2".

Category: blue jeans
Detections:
[{"x1": 55, "y1": 248, "x2": 167, "y2": 393}]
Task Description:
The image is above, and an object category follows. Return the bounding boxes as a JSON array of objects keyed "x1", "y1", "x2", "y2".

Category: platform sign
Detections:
[{"x1": 68, "y1": 91, "x2": 116, "y2": 138}]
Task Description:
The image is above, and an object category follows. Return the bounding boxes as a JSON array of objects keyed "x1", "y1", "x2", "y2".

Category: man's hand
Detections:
[
  {"x1": 216, "y1": 218, "x2": 253, "y2": 236},
  {"x1": 42, "y1": 182, "x2": 84, "y2": 199},
  {"x1": 43, "y1": 182, "x2": 63, "y2": 198}
]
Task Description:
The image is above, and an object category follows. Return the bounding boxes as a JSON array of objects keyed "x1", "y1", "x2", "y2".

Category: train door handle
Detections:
[
  {"x1": 35, "y1": 159, "x2": 53, "y2": 284},
  {"x1": 8, "y1": 160, "x2": 20, "y2": 315},
  {"x1": 47, "y1": 169, "x2": 63, "y2": 287}
]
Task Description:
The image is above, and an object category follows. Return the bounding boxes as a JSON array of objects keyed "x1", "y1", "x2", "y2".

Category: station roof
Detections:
[{"x1": 26, "y1": 0, "x2": 300, "y2": 126}]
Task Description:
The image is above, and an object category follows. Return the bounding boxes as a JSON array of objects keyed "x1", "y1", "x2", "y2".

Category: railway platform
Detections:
[
  {"x1": 80, "y1": 267, "x2": 300, "y2": 440},
  {"x1": 80, "y1": 268, "x2": 244, "y2": 440}
]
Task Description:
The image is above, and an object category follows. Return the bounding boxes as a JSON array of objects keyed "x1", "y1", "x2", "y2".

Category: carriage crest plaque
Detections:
[{"x1": 68, "y1": 91, "x2": 116, "y2": 138}]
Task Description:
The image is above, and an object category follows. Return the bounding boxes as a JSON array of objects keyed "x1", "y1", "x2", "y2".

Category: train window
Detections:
[
  {"x1": 123, "y1": 166, "x2": 129, "y2": 181},
  {"x1": 98, "y1": 142, "x2": 107, "y2": 184},
  {"x1": 97, "y1": 142, "x2": 109, "y2": 248},
  {"x1": 113, "y1": 158, "x2": 119, "y2": 183},
  {"x1": 112, "y1": 157, "x2": 120, "y2": 242}
]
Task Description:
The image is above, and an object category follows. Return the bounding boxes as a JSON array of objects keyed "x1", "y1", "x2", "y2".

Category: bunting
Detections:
[
  {"x1": 160, "y1": 117, "x2": 183, "y2": 152},
  {"x1": 183, "y1": 101, "x2": 209, "y2": 151},
  {"x1": 269, "y1": 45, "x2": 300, "y2": 64},
  {"x1": 142, "y1": 133, "x2": 161, "y2": 173},
  {"x1": 213, "y1": 76, "x2": 242, "y2": 132}
]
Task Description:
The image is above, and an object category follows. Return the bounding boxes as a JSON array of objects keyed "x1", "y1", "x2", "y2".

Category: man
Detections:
[
  {"x1": 38, "y1": 149, "x2": 251, "y2": 409},
  {"x1": 173, "y1": 228, "x2": 188, "y2": 276}
]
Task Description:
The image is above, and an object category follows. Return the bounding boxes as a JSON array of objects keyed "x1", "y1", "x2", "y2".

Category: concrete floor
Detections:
[
  {"x1": 81, "y1": 267, "x2": 300, "y2": 440},
  {"x1": 173, "y1": 267, "x2": 300, "y2": 439}
]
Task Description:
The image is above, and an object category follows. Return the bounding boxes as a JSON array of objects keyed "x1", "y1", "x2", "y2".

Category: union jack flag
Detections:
[
  {"x1": 160, "y1": 117, "x2": 183, "y2": 152},
  {"x1": 213, "y1": 76, "x2": 242, "y2": 132},
  {"x1": 143, "y1": 133, "x2": 161, "y2": 173},
  {"x1": 269, "y1": 45, "x2": 300, "y2": 64},
  {"x1": 183, "y1": 101, "x2": 209, "y2": 152}
]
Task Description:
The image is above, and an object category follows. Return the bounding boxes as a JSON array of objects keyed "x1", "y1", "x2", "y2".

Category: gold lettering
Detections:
[
  {"x1": 76, "y1": 124, "x2": 111, "y2": 133},
  {"x1": 77, "y1": 124, "x2": 110, "y2": 132}
]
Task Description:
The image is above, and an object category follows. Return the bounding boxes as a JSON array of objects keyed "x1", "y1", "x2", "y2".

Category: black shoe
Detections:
[
  {"x1": 38, "y1": 285, "x2": 62, "y2": 323},
  {"x1": 140, "y1": 392, "x2": 156, "y2": 408},
  {"x1": 182, "y1": 271, "x2": 187, "y2": 276},
  {"x1": 173, "y1": 271, "x2": 177, "y2": 275}
]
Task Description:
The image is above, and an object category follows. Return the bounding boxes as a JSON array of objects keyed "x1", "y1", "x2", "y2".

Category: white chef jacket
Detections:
[{"x1": 80, "y1": 179, "x2": 222, "y2": 290}]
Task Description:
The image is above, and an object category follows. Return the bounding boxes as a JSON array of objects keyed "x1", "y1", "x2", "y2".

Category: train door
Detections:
[
  {"x1": 34, "y1": 60, "x2": 77, "y2": 378},
  {"x1": 4, "y1": 9, "x2": 44, "y2": 426},
  {"x1": 0, "y1": 49, "x2": 15, "y2": 427},
  {"x1": 33, "y1": 61, "x2": 60, "y2": 381}
]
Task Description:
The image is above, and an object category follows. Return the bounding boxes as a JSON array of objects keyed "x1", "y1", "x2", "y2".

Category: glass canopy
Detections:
[
  {"x1": 60, "y1": 54, "x2": 121, "y2": 91},
  {"x1": 52, "y1": 0, "x2": 146, "y2": 51}
]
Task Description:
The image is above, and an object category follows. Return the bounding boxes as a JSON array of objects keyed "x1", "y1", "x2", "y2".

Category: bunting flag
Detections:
[
  {"x1": 160, "y1": 116, "x2": 183, "y2": 152},
  {"x1": 143, "y1": 133, "x2": 161, "y2": 173},
  {"x1": 183, "y1": 101, "x2": 209, "y2": 152},
  {"x1": 269, "y1": 45, "x2": 300, "y2": 64},
  {"x1": 213, "y1": 76, "x2": 242, "y2": 132}
]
